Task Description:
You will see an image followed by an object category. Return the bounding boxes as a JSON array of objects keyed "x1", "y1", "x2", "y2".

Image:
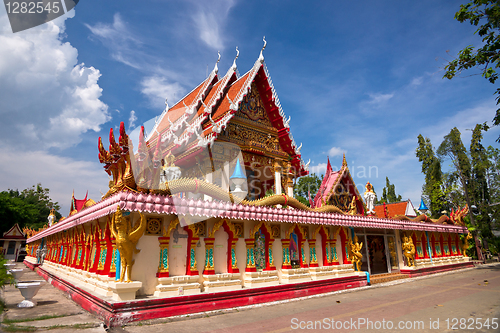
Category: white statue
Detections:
[
  {"x1": 47, "y1": 208, "x2": 56, "y2": 227},
  {"x1": 160, "y1": 152, "x2": 182, "y2": 184},
  {"x1": 364, "y1": 182, "x2": 376, "y2": 215}
]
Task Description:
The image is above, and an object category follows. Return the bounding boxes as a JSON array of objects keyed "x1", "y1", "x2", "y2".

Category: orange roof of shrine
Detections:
[{"x1": 373, "y1": 200, "x2": 417, "y2": 219}]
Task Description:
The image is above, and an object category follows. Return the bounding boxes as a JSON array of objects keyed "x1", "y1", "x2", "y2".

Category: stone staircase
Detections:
[{"x1": 369, "y1": 272, "x2": 409, "y2": 285}]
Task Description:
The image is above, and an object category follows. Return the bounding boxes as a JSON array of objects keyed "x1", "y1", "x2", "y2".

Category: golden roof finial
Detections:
[{"x1": 342, "y1": 153, "x2": 347, "y2": 167}]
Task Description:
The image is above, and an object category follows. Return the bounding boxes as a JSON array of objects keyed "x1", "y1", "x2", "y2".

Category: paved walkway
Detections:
[{"x1": 1, "y1": 261, "x2": 499, "y2": 332}]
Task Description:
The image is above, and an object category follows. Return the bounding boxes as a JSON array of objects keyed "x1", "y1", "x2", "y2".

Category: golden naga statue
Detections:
[
  {"x1": 461, "y1": 232, "x2": 472, "y2": 257},
  {"x1": 349, "y1": 235, "x2": 363, "y2": 271},
  {"x1": 348, "y1": 196, "x2": 358, "y2": 215},
  {"x1": 402, "y1": 235, "x2": 416, "y2": 267},
  {"x1": 110, "y1": 206, "x2": 147, "y2": 282}
]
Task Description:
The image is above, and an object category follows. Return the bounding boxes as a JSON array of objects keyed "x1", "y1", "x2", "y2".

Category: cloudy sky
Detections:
[{"x1": 0, "y1": 0, "x2": 498, "y2": 215}]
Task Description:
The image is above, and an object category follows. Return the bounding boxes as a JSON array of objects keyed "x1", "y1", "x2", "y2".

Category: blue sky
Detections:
[{"x1": 0, "y1": 0, "x2": 499, "y2": 215}]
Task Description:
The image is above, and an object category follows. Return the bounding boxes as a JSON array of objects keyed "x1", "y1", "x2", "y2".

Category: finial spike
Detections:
[
  {"x1": 258, "y1": 36, "x2": 267, "y2": 63},
  {"x1": 342, "y1": 153, "x2": 347, "y2": 167},
  {"x1": 231, "y1": 46, "x2": 239, "y2": 71},
  {"x1": 214, "y1": 51, "x2": 221, "y2": 74}
]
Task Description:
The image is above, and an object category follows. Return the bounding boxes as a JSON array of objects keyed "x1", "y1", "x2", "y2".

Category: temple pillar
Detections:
[
  {"x1": 308, "y1": 239, "x2": 318, "y2": 267},
  {"x1": 186, "y1": 238, "x2": 199, "y2": 276},
  {"x1": 274, "y1": 160, "x2": 282, "y2": 195},
  {"x1": 281, "y1": 239, "x2": 291, "y2": 269},
  {"x1": 244, "y1": 238, "x2": 256, "y2": 272},
  {"x1": 203, "y1": 238, "x2": 215, "y2": 275},
  {"x1": 156, "y1": 236, "x2": 170, "y2": 278},
  {"x1": 108, "y1": 238, "x2": 117, "y2": 278},
  {"x1": 228, "y1": 238, "x2": 239, "y2": 273}
]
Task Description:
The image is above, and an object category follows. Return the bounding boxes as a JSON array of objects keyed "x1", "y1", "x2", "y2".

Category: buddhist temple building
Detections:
[{"x1": 23, "y1": 41, "x2": 473, "y2": 326}]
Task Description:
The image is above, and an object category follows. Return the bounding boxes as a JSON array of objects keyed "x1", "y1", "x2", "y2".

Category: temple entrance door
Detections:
[
  {"x1": 386, "y1": 235, "x2": 399, "y2": 272},
  {"x1": 289, "y1": 232, "x2": 300, "y2": 268},
  {"x1": 254, "y1": 230, "x2": 266, "y2": 271},
  {"x1": 366, "y1": 235, "x2": 388, "y2": 275}
]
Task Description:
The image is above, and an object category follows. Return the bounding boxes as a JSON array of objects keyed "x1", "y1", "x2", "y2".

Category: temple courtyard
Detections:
[{"x1": 2, "y1": 261, "x2": 499, "y2": 332}]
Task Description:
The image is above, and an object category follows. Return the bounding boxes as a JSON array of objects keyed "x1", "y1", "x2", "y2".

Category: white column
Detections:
[{"x1": 274, "y1": 161, "x2": 282, "y2": 195}]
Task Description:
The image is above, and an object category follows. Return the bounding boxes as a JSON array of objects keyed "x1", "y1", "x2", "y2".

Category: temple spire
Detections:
[{"x1": 342, "y1": 153, "x2": 347, "y2": 168}]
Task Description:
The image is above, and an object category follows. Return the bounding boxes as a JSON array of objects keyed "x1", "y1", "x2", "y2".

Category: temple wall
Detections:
[
  {"x1": 335, "y1": 234, "x2": 343, "y2": 264},
  {"x1": 26, "y1": 210, "x2": 470, "y2": 301},
  {"x1": 316, "y1": 234, "x2": 323, "y2": 267},
  {"x1": 133, "y1": 233, "x2": 160, "y2": 295},
  {"x1": 214, "y1": 229, "x2": 228, "y2": 274}
]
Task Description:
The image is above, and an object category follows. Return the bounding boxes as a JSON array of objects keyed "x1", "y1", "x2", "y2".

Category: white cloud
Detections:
[
  {"x1": 0, "y1": 11, "x2": 109, "y2": 150},
  {"x1": 310, "y1": 163, "x2": 327, "y2": 176},
  {"x1": 129, "y1": 110, "x2": 137, "y2": 130},
  {"x1": 140, "y1": 75, "x2": 185, "y2": 108},
  {"x1": 191, "y1": 0, "x2": 236, "y2": 50},
  {"x1": 367, "y1": 92, "x2": 394, "y2": 106},
  {"x1": 411, "y1": 76, "x2": 423, "y2": 86},
  {"x1": 0, "y1": 144, "x2": 108, "y2": 216},
  {"x1": 85, "y1": 13, "x2": 142, "y2": 69},
  {"x1": 328, "y1": 146, "x2": 346, "y2": 157}
]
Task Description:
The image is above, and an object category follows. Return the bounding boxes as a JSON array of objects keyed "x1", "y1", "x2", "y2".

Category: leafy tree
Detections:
[
  {"x1": 444, "y1": 0, "x2": 500, "y2": 141},
  {"x1": 416, "y1": 134, "x2": 448, "y2": 217},
  {"x1": 0, "y1": 184, "x2": 61, "y2": 234},
  {"x1": 376, "y1": 177, "x2": 402, "y2": 204},
  {"x1": 294, "y1": 174, "x2": 322, "y2": 207}
]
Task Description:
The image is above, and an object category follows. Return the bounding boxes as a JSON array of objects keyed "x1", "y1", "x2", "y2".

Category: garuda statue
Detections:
[
  {"x1": 110, "y1": 206, "x2": 147, "y2": 282},
  {"x1": 402, "y1": 235, "x2": 416, "y2": 267}
]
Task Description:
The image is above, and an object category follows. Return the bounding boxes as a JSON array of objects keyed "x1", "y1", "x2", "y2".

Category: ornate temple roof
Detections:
[
  {"x1": 144, "y1": 40, "x2": 308, "y2": 177},
  {"x1": 312, "y1": 156, "x2": 364, "y2": 214}
]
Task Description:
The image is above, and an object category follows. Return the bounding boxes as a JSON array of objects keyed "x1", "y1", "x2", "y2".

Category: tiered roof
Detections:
[{"x1": 144, "y1": 40, "x2": 309, "y2": 177}]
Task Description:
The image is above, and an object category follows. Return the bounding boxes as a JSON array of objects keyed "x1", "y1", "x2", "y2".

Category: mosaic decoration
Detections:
[
  {"x1": 161, "y1": 248, "x2": 168, "y2": 269},
  {"x1": 301, "y1": 247, "x2": 306, "y2": 265},
  {"x1": 269, "y1": 247, "x2": 274, "y2": 266},
  {"x1": 110, "y1": 248, "x2": 117, "y2": 272},
  {"x1": 451, "y1": 244, "x2": 457, "y2": 255},
  {"x1": 254, "y1": 230, "x2": 266, "y2": 271},
  {"x1": 444, "y1": 244, "x2": 450, "y2": 256},
  {"x1": 416, "y1": 244, "x2": 424, "y2": 257},
  {"x1": 435, "y1": 244, "x2": 442, "y2": 256},
  {"x1": 333, "y1": 247, "x2": 338, "y2": 261},
  {"x1": 146, "y1": 218, "x2": 162, "y2": 235},
  {"x1": 98, "y1": 248, "x2": 107, "y2": 270},
  {"x1": 190, "y1": 248, "x2": 196, "y2": 269},
  {"x1": 231, "y1": 248, "x2": 236, "y2": 267}
]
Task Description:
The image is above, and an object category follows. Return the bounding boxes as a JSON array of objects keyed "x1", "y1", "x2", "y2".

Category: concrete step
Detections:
[{"x1": 370, "y1": 273, "x2": 409, "y2": 285}]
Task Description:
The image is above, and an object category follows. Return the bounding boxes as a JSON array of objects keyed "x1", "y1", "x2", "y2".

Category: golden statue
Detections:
[
  {"x1": 348, "y1": 196, "x2": 358, "y2": 215},
  {"x1": 349, "y1": 235, "x2": 363, "y2": 271},
  {"x1": 461, "y1": 232, "x2": 472, "y2": 257},
  {"x1": 402, "y1": 235, "x2": 416, "y2": 267},
  {"x1": 110, "y1": 206, "x2": 147, "y2": 282}
]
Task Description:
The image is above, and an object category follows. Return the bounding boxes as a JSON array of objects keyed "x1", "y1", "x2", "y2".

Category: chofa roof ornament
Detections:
[
  {"x1": 214, "y1": 51, "x2": 221, "y2": 74},
  {"x1": 231, "y1": 46, "x2": 239, "y2": 71},
  {"x1": 258, "y1": 36, "x2": 266, "y2": 64}
]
